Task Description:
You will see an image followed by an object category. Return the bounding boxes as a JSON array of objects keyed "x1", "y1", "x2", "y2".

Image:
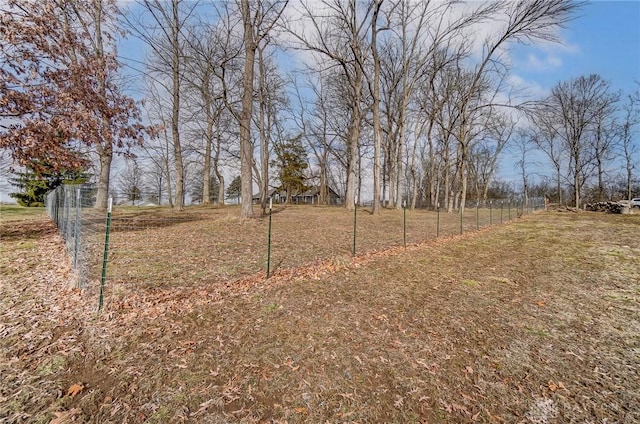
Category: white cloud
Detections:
[
  {"x1": 524, "y1": 52, "x2": 563, "y2": 71},
  {"x1": 507, "y1": 74, "x2": 550, "y2": 99}
]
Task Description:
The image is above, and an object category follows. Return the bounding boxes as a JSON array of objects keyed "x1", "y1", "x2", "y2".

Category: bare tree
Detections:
[
  {"x1": 538, "y1": 74, "x2": 618, "y2": 207},
  {"x1": 235, "y1": 0, "x2": 288, "y2": 218},
  {"x1": 620, "y1": 90, "x2": 640, "y2": 201},
  {"x1": 470, "y1": 112, "x2": 515, "y2": 204},
  {"x1": 182, "y1": 13, "x2": 241, "y2": 206},
  {"x1": 529, "y1": 106, "x2": 566, "y2": 205},
  {"x1": 123, "y1": 0, "x2": 202, "y2": 210},
  {"x1": 592, "y1": 96, "x2": 620, "y2": 201},
  {"x1": 369, "y1": 0, "x2": 384, "y2": 214},
  {"x1": 285, "y1": 0, "x2": 372, "y2": 210},
  {"x1": 451, "y1": 0, "x2": 580, "y2": 213}
]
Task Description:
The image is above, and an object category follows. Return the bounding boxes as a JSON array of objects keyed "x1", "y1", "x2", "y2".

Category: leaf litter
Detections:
[{"x1": 0, "y1": 211, "x2": 638, "y2": 422}]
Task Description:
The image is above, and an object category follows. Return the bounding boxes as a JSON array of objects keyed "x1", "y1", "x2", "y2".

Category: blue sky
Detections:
[{"x1": 511, "y1": 0, "x2": 640, "y2": 96}]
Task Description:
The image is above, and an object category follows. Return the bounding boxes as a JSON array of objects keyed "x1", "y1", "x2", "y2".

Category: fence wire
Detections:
[
  {"x1": 45, "y1": 184, "x2": 545, "y2": 310},
  {"x1": 45, "y1": 185, "x2": 105, "y2": 294}
]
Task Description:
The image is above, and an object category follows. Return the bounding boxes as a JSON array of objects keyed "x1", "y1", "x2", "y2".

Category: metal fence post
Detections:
[
  {"x1": 266, "y1": 198, "x2": 273, "y2": 279},
  {"x1": 460, "y1": 207, "x2": 463, "y2": 235},
  {"x1": 403, "y1": 200, "x2": 407, "y2": 248},
  {"x1": 489, "y1": 201, "x2": 493, "y2": 225},
  {"x1": 476, "y1": 202, "x2": 479, "y2": 230},
  {"x1": 73, "y1": 188, "x2": 81, "y2": 272},
  {"x1": 98, "y1": 197, "x2": 113, "y2": 312},
  {"x1": 352, "y1": 197, "x2": 357, "y2": 256},
  {"x1": 436, "y1": 203, "x2": 440, "y2": 238}
]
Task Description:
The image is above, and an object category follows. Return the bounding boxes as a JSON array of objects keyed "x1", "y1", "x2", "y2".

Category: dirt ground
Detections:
[{"x1": 0, "y1": 208, "x2": 638, "y2": 423}]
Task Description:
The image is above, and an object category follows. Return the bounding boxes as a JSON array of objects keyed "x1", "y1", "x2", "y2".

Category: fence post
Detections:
[
  {"x1": 403, "y1": 200, "x2": 407, "y2": 248},
  {"x1": 98, "y1": 197, "x2": 113, "y2": 312},
  {"x1": 460, "y1": 206, "x2": 463, "y2": 235},
  {"x1": 436, "y1": 203, "x2": 440, "y2": 238},
  {"x1": 352, "y1": 196, "x2": 357, "y2": 256},
  {"x1": 508, "y1": 200, "x2": 511, "y2": 221},
  {"x1": 476, "y1": 202, "x2": 479, "y2": 230},
  {"x1": 501, "y1": 201, "x2": 504, "y2": 224},
  {"x1": 266, "y1": 198, "x2": 273, "y2": 279},
  {"x1": 73, "y1": 188, "x2": 81, "y2": 272},
  {"x1": 489, "y1": 201, "x2": 493, "y2": 225}
]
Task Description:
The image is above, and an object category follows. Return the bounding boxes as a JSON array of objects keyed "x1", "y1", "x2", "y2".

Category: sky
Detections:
[
  {"x1": 497, "y1": 0, "x2": 640, "y2": 186},
  {"x1": 510, "y1": 0, "x2": 639, "y2": 97}
]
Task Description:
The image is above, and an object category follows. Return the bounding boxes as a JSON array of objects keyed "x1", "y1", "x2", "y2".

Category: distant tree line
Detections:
[{"x1": 2, "y1": 0, "x2": 638, "y2": 213}]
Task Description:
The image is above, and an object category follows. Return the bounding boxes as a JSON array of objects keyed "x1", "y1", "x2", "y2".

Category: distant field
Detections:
[
  {"x1": 1, "y1": 210, "x2": 638, "y2": 422},
  {"x1": 0, "y1": 204, "x2": 45, "y2": 221}
]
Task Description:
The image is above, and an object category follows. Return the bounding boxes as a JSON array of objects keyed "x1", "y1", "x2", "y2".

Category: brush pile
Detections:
[{"x1": 585, "y1": 201, "x2": 629, "y2": 214}]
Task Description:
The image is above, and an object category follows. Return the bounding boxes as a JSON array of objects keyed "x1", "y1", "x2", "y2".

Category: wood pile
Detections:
[{"x1": 585, "y1": 202, "x2": 628, "y2": 214}]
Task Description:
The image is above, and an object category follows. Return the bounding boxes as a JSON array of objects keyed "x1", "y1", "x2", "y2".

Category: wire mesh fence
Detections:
[
  {"x1": 45, "y1": 185, "x2": 106, "y2": 296},
  {"x1": 45, "y1": 184, "x2": 545, "y2": 310}
]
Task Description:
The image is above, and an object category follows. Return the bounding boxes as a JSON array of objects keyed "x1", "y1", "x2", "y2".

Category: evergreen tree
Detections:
[
  {"x1": 10, "y1": 161, "x2": 88, "y2": 207},
  {"x1": 192, "y1": 176, "x2": 220, "y2": 204},
  {"x1": 273, "y1": 135, "x2": 309, "y2": 203},
  {"x1": 226, "y1": 176, "x2": 242, "y2": 203}
]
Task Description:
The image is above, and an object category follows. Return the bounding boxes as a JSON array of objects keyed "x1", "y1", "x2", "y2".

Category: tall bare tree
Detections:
[
  {"x1": 452, "y1": 0, "x2": 579, "y2": 213},
  {"x1": 620, "y1": 91, "x2": 640, "y2": 201},
  {"x1": 236, "y1": 0, "x2": 288, "y2": 218},
  {"x1": 123, "y1": 0, "x2": 202, "y2": 210},
  {"x1": 285, "y1": 0, "x2": 372, "y2": 210},
  {"x1": 538, "y1": 74, "x2": 618, "y2": 207}
]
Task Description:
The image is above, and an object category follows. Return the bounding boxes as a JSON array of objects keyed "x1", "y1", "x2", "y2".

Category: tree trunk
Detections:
[
  {"x1": 344, "y1": 60, "x2": 363, "y2": 211},
  {"x1": 202, "y1": 82, "x2": 213, "y2": 205},
  {"x1": 92, "y1": 1, "x2": 111, "y2": 210},
  {"x1": 95, "y1": 143, "x2": 112, "y2": 210},
  {"x1": 239, "y1": 0, "x2": 255, "y2": 218},
  {"x1": 171, "y1": 0, "x2": 184, "y2": 210},
  {"x1": 258, "y1": 46, "x2": 269, "y2": 215},
  {"x1": 370, "y1": 0, "x2": 382, "y2": 215}
]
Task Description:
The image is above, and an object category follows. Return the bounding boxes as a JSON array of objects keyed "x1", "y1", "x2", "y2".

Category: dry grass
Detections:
[
  {"x1": 102, "y1": 204, "x2": 514, "y2": 290},
  {"x1": 1, "y1": 209, "x2": 638, "y2": 423}
]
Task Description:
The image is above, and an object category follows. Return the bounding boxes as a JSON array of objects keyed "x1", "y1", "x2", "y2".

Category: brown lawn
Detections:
[{"x1": 0, "y1": 206, "x2": 638, "y2": 423}]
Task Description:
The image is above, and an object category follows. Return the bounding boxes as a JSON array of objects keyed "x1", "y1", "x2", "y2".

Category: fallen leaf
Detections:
[
  {"x1": 465, "y1": 365, "x2": 474, "y2": 375},
  {"x1": 537, "y1": 301, "x2": 546, "y2": 307},
  {"x1": 50, "y1": 408, "x2": 81, "y2": 424},
  {"x1": 66, "y1": 383, "x2": 84, "y2": 397},
  {"x1": 452, "y1": 403, "x2": 471, "y2": 416},
  {"x1": 294, "y1": 407, "x2": 308, "y2": 414},
  {"x1": 394, "y1": 396, "x2": 404, "y2": 409}
]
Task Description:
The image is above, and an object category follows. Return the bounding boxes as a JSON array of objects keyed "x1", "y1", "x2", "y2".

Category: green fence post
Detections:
[
  {"x1": 508, "y1": 200, "x2": 511, "y2": 221},
  {"x1": 266, "y1": 198, "x2": 273, "y2": 279},
  {"x1": 98, "y1": 197, "x2": 113, "y2": 312},
  {"x1": 489, "y1": 200, "x2": 493, "y2": 226},
  {"x1": 436, "y1": 202, "x2": 440, "y2": 238},
  {"x1": 476, "y1": 202, "x2": 479, "y2": 230},
  {"x1": 73, "y1": 188, "x2": 81, "y2": 272},
  {"x1": 500, "y1": 200, "x2": 504, "y2": 224},
  {"x1": 403, "y1": 200, "x2": 407, "y2": 248},
  {"x1": 352, "y1": 196, "x2": 357, "y2": 256},
  {"x1": 460, "y1": 206, "x2": 463, "y2": 235}
]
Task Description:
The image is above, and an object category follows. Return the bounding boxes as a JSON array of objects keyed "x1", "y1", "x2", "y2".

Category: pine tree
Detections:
[
  {"x1": 273, "y1": 135, "x2": 309, "y2": 204},
  {"x1": 226, "y1": 176, "x2": 242, "y2": 203},
  {"x1": 10, "y1": 161, "x2": 88, "y2": 207}
]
